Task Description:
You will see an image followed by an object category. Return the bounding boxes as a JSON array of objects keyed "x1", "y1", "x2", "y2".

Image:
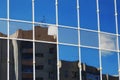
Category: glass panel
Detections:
[
  {"x1": 80, "y1": 30, "x2": 98, "y2": 47},
  {"x1": 0, "y1": 0, "x2": 7, "y2": 18},
  {"x1": 59, "y1": 45, "x2": 79, "y2": 80},
  {"x1": 117, "y1": 0, "x2": 120, "y2": 34},
  {"x1": 99, "y1": 0, "x2": 116, "y2": 33},
  {"x1": 35, "y1": 42, "x2": 57, "y2": 80},
  {"x1": 100, "y1": 33, "x2": 117, "y2": 51},
  {"x1": 101, "y1": 50, "x2": 119, "y2": 80},
  {"x1": 58, "y1": 27, "x2": 78, "y2": 44},
  {"x1": 80, "y1": 0, "x2": 97, "y2": 30},
  {"x1": 9, "y1": 40, "x2": 33, "y2": 80},
  {"x1": 59, "y1": 45, "x2": 79, "y2": 61},
  {"x1": 10, "y1": 0, "x2": 32, "y2": 21},
  {"x1": 81, "y1": 47, "x2": 100, "y2": 80},
  {"x1": 9, "y1": 21, "x2": 33, "y2": 40},
  {"x1": 35, "y1": 23, "x2": 57, "y2": 42},
  {"x1": 35, "y1": 0, "x2": 56, "y2": 24},
  {"x1": 0, "y1": 39, "x2": 7, "y2": 80},
  {"x1": 0, "y1": 20, "x2": 7, "y2": 37},
  {"x1": 58, "y1": 0, "x2": 77, "y2": 27}
]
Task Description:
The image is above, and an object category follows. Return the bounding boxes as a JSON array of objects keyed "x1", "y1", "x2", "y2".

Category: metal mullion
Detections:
[
  {"x1": 32, "y1": 0, "x2": 35, "y2": 80},
  {"x1": 76, "y1": 0, "x2": 82, "y2": 80},
  {"x1": 7, "y1": 0, "x2": 10, "y2": 80},
  {"x1": 114, "y1": 0, "x2": 120, "y2": 79},
  {"x1": 96, "y1": 0, "x2": 102, "y2": 80},
  {"x1": 55, "y1": 0, "x2": 60, "y2": 80}
]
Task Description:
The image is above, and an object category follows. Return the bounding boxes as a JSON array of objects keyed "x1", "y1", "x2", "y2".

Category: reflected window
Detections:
[
  {"x1": 35, "y1": 42, "x2": 57, "y2": 80},
  {"x1": 0, "y1": 39, "x2": 7, "y2": 80},
  {"x1": 9, "y1": 40, "x2": 33, "y2": 80}
]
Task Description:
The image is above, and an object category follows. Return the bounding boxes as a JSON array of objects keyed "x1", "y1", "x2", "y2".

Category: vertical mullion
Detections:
[
  {"x1": 96, "y1": 0, "x2": 102, "y2": 80},
  {"x1": 7, "y1": 0, "x2": 10, "y2": 80},
  {"x1": 32, "y1": 0, "x2": 35, "y2": 80},
  {"x1": 55, "y1": 0, "x2": 60, "y2": 80},
  {"x1": 114, "y1": 0, "x2": 120, "y2": 79},
  {"x1": 76, "y1": 0, "x2": 82, "y2": 80}
]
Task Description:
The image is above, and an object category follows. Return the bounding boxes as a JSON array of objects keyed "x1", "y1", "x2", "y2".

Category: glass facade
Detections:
[{"x1": 0, "y1": 0, "x2": 120, "y2": 80}]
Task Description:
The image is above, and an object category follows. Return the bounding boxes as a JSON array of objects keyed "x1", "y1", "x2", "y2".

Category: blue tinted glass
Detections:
[
  {"x1": 101, "y1": 51, "x2": 118, "y2": 76},
  {"x1": 81, "y1": 47, "x2": 99, "y2": 68},
  {"x1": 58, "y1": 0, "x2": 77, "y2": 27},
  {"x1": 59, "y1": 45, "x2": 79, "y2": 61},
  {"x1": 117, "y1": 0, "x2": 120, "y2": 34},
  {"x1": 10, "y1": 0, "x2": 32, "y2": 21},
  {"x1": 0, "y1": 20, "x2": 7, "y2": 37},
  {"x1": 0, "y1": 0, "x2": 7, "y2": 18},
  {"x1": 58, "y1": 27, "x2": 78, "y2": 44},
  {"x1": 99, "y1": 0, "x2": 116, "y2": 33},
  {"x1": 100, "y1": 33, "x2": 117, "y2": 51},
  {"x1": 80, "y1": 30, "x2": 98, "y2": 47},
  {"x1": 80, "y1": 0, "x2": 97, "y2": 30},
  {"x1": 35, "y1": 0, "x2": 56, "y2": 24}
]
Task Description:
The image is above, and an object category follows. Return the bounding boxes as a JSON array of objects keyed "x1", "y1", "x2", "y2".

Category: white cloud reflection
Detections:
[{"x1": 100, "y1": 33, "x2": 116, "y2": 56}]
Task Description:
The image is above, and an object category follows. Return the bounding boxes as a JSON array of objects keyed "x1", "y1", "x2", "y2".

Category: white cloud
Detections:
[{"x1": 100, "y1": 33, "x2": 116, "y2": 56}]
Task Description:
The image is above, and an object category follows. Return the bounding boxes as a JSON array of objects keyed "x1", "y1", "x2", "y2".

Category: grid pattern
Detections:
[{"x1": 0, "y1": 0, "x2": 120, "y2": 80}]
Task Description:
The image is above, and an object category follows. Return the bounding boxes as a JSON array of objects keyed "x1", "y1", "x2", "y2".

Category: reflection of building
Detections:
[
  {"x1": 0, "y1": 26, "x2": 119, "y2": 80},
  {"x1": 60, "y1": 61, "x2": 79, "y2": 80}
]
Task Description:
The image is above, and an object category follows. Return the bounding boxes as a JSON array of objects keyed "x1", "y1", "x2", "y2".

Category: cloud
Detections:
[{"x1": 100, "y1": 33, "x2": 116, "y2": 56}]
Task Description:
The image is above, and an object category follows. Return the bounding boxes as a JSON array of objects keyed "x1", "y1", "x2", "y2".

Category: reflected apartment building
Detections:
[{"x1": 0, "y1": 26, "x2": 119, "y2": 80}]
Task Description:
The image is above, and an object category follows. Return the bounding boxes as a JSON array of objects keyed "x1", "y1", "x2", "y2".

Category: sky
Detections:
[{"x1": 0, "y1": 0, "x2": 120, "y2": 76}]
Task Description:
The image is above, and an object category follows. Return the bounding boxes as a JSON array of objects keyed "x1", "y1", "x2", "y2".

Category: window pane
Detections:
[
  {"x1": 101, "y1": 50, "x2": 119, "y2": 80},
  {"x1": 60, "y1": 61, "x2": 79, "y2": 80},
  {"x1": 59, "y1": 45, "x2": 79, "y2": 61},
  {"x1": 58, "y1": 0, "x2": 77, "y2": 27},
  {"x1": 80, "y1": 30, "x2": 98, "y2": 47},
  {"x1": 10, "y1": 0, "x2": 32, "y2": 21},
  {"x1": 0, "y1": 0, "x2": 7, "y2": 18},
  {"x1": 117, "y1": 0, "x2": 120, "y2": 34},
  {"x1": 0, "y1": 20, "x2": 7, "y2": 37},
  {"x1": 0, "y1": 39, "x2": 7, "y2": 80},
  {"x1": 9, "y1": 21, "x2": 33, "y2": 40},
  {"x1": 35, "y1": 42, "x2": 57, "y2": 80},
  {"x1": 58, "y1": 27, "x2": 78, "y2": 44},
  {"x1": 9, "y1": 40, "x2": 33, "y2": 80},
  {"x1": 35, "y1": 0, "x2": 56, "y2": 24},
  {"x1": 81, "y1": 47, "x2": 99, "y2": 68},
  {"x1": 35, "y1": 24, "x2": 57, "y2": 42},
  {"x1": 80, "y1": 0, "x2": 97, "y2": 30},
  {"x1": 81, "y1": 47, "x2": 100, "y2": 80},
  {"x1": 59, "y1": 45, "x2": 79, "y2": 80},
  {"x1": 100, "y1": 33, "x2": 117, "y2": 51},
  {"x1": 99, "y1": 0, "x2": 116, "y2": 33}
]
